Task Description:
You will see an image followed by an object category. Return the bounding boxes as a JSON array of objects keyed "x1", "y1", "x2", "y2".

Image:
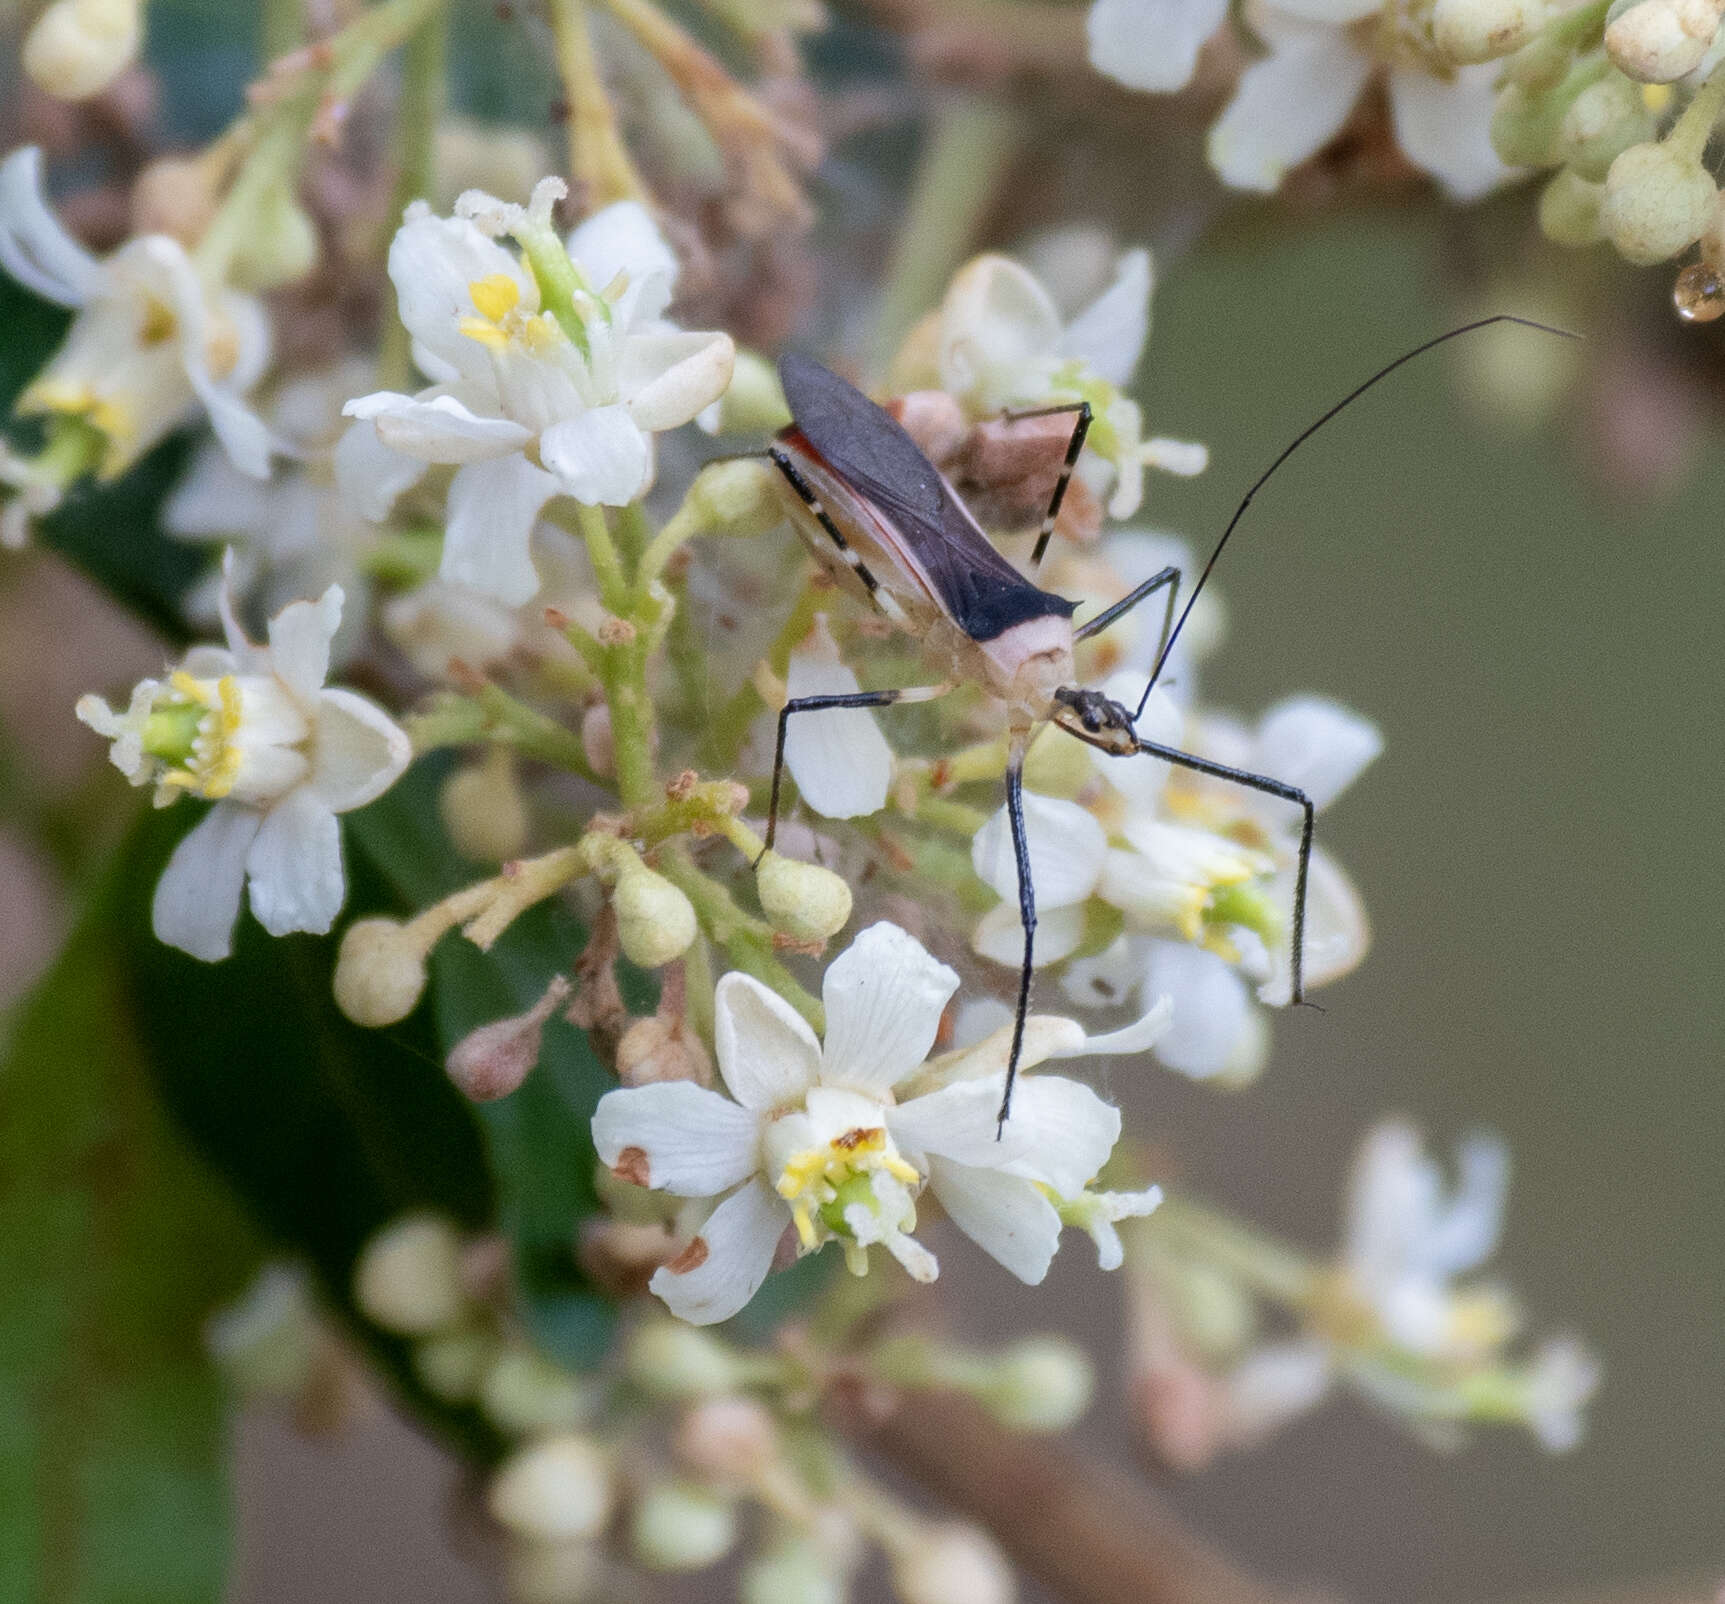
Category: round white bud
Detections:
[
  {"x1": 755, "y1": 851, "x2": 853, "y2": 943},
  {"x1": 612, "y1": 867, "x2": 698, "y2": 968},
  {"x1": 1559, "y1": 75, "x2": 1658, "y2": 181},
  {"x1": 229, "y1": 187, "x2": 320, "y2": 291},
  {"x1": 333, "y1": 917, "x2": 428, "y2": 1028},
  {"x1": 480, "y1": 1348, "x2": 594, "y2": 1435},
  {"x1": 579, "y1": 704, "x2": 615, "y2": 778},
  {"x1": 441, "y1": 755, "x2": 529, "y2": 863},
  {"x1": 890, "y1": 1521, "x2": 1015, "y2": 1604},
  {"x1": 131, "y1": 156, "x2": 218, "y2": 245},
  {"x1": 699, "y1": 349, "x2": 791, "y2": 437},
  {"x1": 1606, "y1": 0, "x2": 1725, "y2": 82},
  {"x1": 413, "y1": 1327, "x2": 494, "y2": 1402},
  {"x1": 625, "y1": 1320, "x2": 746, "y2": 1399},
  {"x1": 629, "y1": 1479, "x2": 738, "y2": 1571},
  {"x1": 488, "y1": 1435, "x2": 614, "y2": 1542},
  {"x1": 984, "y1": 1337, "x2": 1096, "y2": 1434},
  {"x1": 741, "y1": 1536, "x2": 848, "y2": 1604},
  {"x1": 1539, "y1": 168, "x2": 1608, "y2": 246},
  {"x1": 24, "y1": 0, "x2": 141, "y2": 101},
  {"x1": 353, "y1": 1213, "x2": 468, "y2": 1335},
  {"x1": 673, "y1": 1395, "x2": 779, "y2": 1482},
  {"x1": 1601, "y1": 140, "x2": 1718, "y2": 264},
  {"x1": 1432, "y1": 0, "x2": 1541, "y2": 62}
]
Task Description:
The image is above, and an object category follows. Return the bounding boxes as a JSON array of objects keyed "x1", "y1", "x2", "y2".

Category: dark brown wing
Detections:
[{"x1": 778, "y1": 353, "x2": 1074, "y2": 642}]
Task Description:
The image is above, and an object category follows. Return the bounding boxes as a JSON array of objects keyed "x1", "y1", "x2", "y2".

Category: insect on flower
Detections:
[{"x1": 760, "y1": 318, "x2": 1570, "y2": 1130}]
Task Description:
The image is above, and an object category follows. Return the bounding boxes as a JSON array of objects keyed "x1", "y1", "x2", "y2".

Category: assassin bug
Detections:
[{"x1": 758, "y1": 317, "x2": 1567, "y2": 1130}]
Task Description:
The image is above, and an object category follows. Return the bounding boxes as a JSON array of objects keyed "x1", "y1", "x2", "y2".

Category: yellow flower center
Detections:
[
  {"x1": 458, "y1": 272, "x2": 562, "y2": 356},
  {"x1": 151, "y1": 671, "x2": 245, "y2": 800},
  {"x1": 774, "y1": 1125, "x2": 922, "y2": 1257}
]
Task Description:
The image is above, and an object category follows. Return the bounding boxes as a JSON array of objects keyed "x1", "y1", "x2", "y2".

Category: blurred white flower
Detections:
[
  {"x1": 76, "y1": 560, "x2": 410, "y2": 960},
  {"x1": 0, "y1": 146, "x2": 273, "y2": 481},
  {"x1": 592, "y1": 922, "x2": 1166, "y2": 1323},
  {"x1": 342, "y1": 182, "x2": 733, "y2": 605},
  {"x1": 781, "y1": 615, "x2": 894, "y2": 822}
]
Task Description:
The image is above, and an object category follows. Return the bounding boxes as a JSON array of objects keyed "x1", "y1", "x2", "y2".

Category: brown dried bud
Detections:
[
  {"x1": 886, "y1": 389, "x2": 969, "y2": 463},
  {"x1": 576, "y1": 1217, "x2": 680, "y2": 1297},
  {"x1": 447, "y1": 975, "x2": 572, "y2": 1101}
]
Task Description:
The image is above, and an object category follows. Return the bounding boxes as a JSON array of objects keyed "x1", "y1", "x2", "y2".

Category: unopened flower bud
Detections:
[
  {"x1": 353, "y1": 1213, "x2": 468, "y2": 1335},
  {"x1": 1490, "y1": 77, "x2": 1589, "y2": 168},
  {"x1": 488, "y1": 1435, "x2": 614, "y2": 1541},
  {"x1": 414, "y1": 1327, "x2": 494, "y2": 1401},
  {"x1": 480, "y1": 1347, "x2": 594, "y2": 1435},
  {"x1": 983, "y1": 1337, "x2": 1095, "y2": 1434},
  {"x1": 1539, "y1": 167, "x2": 1608, "y2": 245},
  {"x1": 131, "y1": 156, "x2": 218, "y2": 245},
  {"x1": 447, "y1": 975, "x2": 571, "y2": 1101},
  {"x1": 1605, "y1": 0, "x2": 1725, "y2": 81},
  {"x1": 441, "y1": 749, "x2": 529, "y2": 862},
  {"x1": 504, "y1": 1537, "x2": 600, "y2": 1604},
  {"x1": 755, "y1": 851, "x2": 852, "y2": 942},
  {"x1": 1601, "y1": 140, "x2": 1718, "y2": 264},
  {"x1": 699, "y1": 349, "x2": 791, "y2": 436},
  {"x1": 685, "y1": 457, "x2": 786, "y2": 538},
  {"x1": 580, "y1": 704, "x2": 615, "y2": 777},
  {"x1": 742, "y1": 1536, "x2": 849, "y2": 1604},
  {"x1": 334, "y1": 917, "x2": 429, "y2": 1027},
  {"x1": 1560, "y1": 75, "x2": 1659, "y2": 180},
  {"x1": 630, "y1": 1478, "x2": 737, "y2": 1570},
  {"x1": 674, "y1": 1395, "x2": 779, "y2": 1482},
  {"x1": 613, "y1": 866, "x2": 698, "y2": 967},
  {"x1": 24, "y1": 0, "x2": 141, "y2": 101},
  {"x1": 890, "y1": 1521, "x2": 1014, "y2": 1604},
  {"x1": 626, "y1": 1319, "x2": 747, "y2": 1399},
  {"x1": 616, "y1": 1010, "x2": 714, "y2": 1086},
  {"x1": 1432, "y1": 0, "x2": 1541, "y2": 62},
  {"x1": 229, "y1": 187, "x2": 320, "y2": 290}
]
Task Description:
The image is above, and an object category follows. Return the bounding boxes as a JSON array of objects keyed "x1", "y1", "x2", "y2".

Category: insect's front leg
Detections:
[
  {"x1": 998, "y1": 733, "x2": 1035, "y2": 1134},
  {"x1": 993, "y1": 400, "x2": 1094, "y2": 571},
  {"x1": 1132, "y1": 738, "x2": 1317, "y2": 1006},
  {"x1": 1074, "y1": 563, "x2": 1183, "y2": 691},
  {"x1": 762, "y1": 684, "x2": 952, "y2": 857}
]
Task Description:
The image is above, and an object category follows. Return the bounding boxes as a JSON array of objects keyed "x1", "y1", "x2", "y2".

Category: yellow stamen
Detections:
[
  {"x1": 457, "y1": 316, "x2": 510, "y2": 350},
  {"x1": 1643, "y1": 83, "x2": 1673, "y2": 114},
  {"x1": 791, "y1": 1201, "x2": 818, "y2": 1252},
  {"x1": 468, "y1": 273, "x2": 521, "y2": 321}
]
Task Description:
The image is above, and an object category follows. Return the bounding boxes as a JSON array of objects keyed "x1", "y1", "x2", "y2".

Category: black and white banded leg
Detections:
[
  {"x1": 1131, "y1": 737, "x2": 1317, "y2": 1007},
  {"x1": 766, "y1": 446, "x2": 909, "y2": 626},
  {"x1": 993, "y1": 400, "x2": 1093, "y2": 572},
  {"x1": 761, "y1": 683, "x2": 952, "y2": 857}
]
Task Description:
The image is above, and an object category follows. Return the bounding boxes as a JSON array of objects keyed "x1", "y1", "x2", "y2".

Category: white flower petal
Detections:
[
  {"x1": 1257, "y1": 844, "x2": 1369, "y2": 1003},
  {"x1": 245, "y1": 788, "x2": 344, "y2": 937},
  {"x1": 972, "y1": 792, "x2": 1106, "y2": 910},
  {"x1": 1045, "y1": 993, "x2": 1173, "y2": 1060},
  {"x1": 1142, "y1": 941, "x2": 1253, "y2": 1080},
  {"x1": 568, "y1": 201, "x2": 680, "y2": 322},
  {"x1": 781, "y1": 623, "x2": 894, "y2": 821},
  {"x1": 333, "y1": 417, "x2": 428, "y2": 523},
  {"x1": 888, "y1": 1078, "x2": 1030, "y2": 1169},
  {"x1": 620, "y1": 331, "x2": 735, "y2": 432},
  {"x1": 1207, "y1": 31, "x2": 1373, "y2": 193},
  {"x1": 1254, "y1": 695, "x2": 1381, "y2": 813},
  {"x1": 819, "y1": 922, "x2": 960, "y2": 1095},
  {"x1": 441, "y1": 454, "x2": 561, "y2": 606},
  {"x1": 266, "y1": 586, "x2": 341, "y2": 705},
  {"x1": 1344, "y1": 1120, "x2": 1436, "y2": 1292},
  {"x1": 1388, "y1": 64, "x2": 1516, "y2": 204},
  {"x1": 1423, "y1": 1130, "x2": 1510, "y2": 1275},
  {"x1": 151, "y1": 802, "x2": 260, "y2": 961},
  {"x1": 938, "y1": 254, "x2": 1063, "y2": 408},
  {"x1": 309, "y1": 688, "x2": 411, "y2": 813},
  {"x1": 927, "y1": 1159, "x2": 1061, "y2": 1285},
  {"x1": 389, "y1": 208, "x2": 531, "y2": 385},
  {"x1": 1059, "y1": 933, "x2": 1144, "y2": 1011},
  {"x1": 649, "y1": 1177, "x2": 784, "y2": 1325},
  {"x1": 971, "y1": 899, "x2": 1086, "y2": 970},
  {"x1": 0, "y1": 146, "x2": 102, "y2": 307},
  {"x1": 539, "y1": 405, "x2": 651, "y2": 505},
  {"x1": 345, "y1": 391, "x2": 532, "y2": 464},
  {"x1": 591, "y1": 1083, "x2": 761, "y2": 1196},
  {"x1": 1222, "y1": 1340, "x2": 1336, "y2": 1443},
  {"x1": 164, "y1": 441, "x2": 275, "y2": 539},
  {"x1": 1085, "y1": 0, "x2": 1228, "y2": 92},
  {"x1": 712, "y1": 971, "x2": 822, "y2": 1111},
  {"x1": 997, "y1": 1074, "x2": 1120, "y2": 1196},
  {"x1": 1060, "y1": 248, "x2": 1152, "y2": 388}
]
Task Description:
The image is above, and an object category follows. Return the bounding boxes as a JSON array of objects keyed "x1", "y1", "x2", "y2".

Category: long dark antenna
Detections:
[{"x1": 1136, "y1": 315, "x2": 1578, "y2": 716}]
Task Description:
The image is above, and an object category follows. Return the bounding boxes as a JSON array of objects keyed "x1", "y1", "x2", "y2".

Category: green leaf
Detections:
[
  {"x1": 0, "y1": 847, "x2": 258, "y2": 1604},
  {"x1": 351, "y1": 760, "x2": 619, "y2": 1369},
  {"x1": 113, "y1": 803, "x2": 504, "y2": 1462}
]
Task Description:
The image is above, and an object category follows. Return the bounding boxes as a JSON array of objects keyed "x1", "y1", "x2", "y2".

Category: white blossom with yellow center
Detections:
[
  {"x1": 341, "y1": 180, "x2": 734, "y2": 606},
  {"x1": 592, "y1": 922, "x2": 1170, "y2": 1324},
  {"x1": 0, "y1": 146, "x2": 273, "y2": 483},
  {"x1": 76, "y1": 558, "x2": 410, "y2": 960}
]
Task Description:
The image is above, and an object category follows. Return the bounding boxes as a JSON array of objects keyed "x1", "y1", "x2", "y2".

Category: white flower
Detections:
[
  {"x1": 1089, "y1": 2, "x2": 1517, "y2": 202},
  {"x1": 0, "y1": 146, "x2": 273, "y2": 481},
  {"x1": 591, "y1": 922, "x2": 1168, "y2": 1324},
  {"x1": 342, "y1": 181, "x2": 734, "y2": 606},
  {"x1": 891, "y1": 250, "x2": 1205, "y2": 521},
  {"x1": 780, "y1": 615, "x2": 894, "y2": 822},
  {"x1": 75, "y1": 559, "x2": 410, "y2": 960}
]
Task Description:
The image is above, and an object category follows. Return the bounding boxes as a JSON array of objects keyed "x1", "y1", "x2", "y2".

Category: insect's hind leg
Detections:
[
  {"x1": 762, "y1": 684, "x2": 951, "y2": 857},
  {"x1": 997, "y1": 738, "x2": 1036, "y2": 1134},
  {"x1": 991, "y1": 401, "x2": 1093, "y2": 572},
  {"x1": 1132, "y1": 737, "x2": 1317, "y2": 1007}
]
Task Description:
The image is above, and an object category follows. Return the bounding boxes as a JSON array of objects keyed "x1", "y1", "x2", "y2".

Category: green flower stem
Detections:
[
  {"x1": 197, "y1": 0, "x2": 445, "y2": 283},
  {"x1": 378, "y1": 0, "x2": 448, "y2": 390},
  {"x1": 1667, "y1": 61, "x2": 1725, "y2": 162},
  {"x1": 1147, "y1": 1197, "x2": 1316, "y2": 1307},
  {"x1": 547, "y1": 0, "x2": 650, "y2": 209},
  {"x1": 662, "y1": 564, "x2": 711, "y2": 723},
  {"x1": 574, "y1": 503, "x2": 628, "y2": 613},
  {"x1": 356, "y1": 527, "x2": 443, "y2": 585},
  {"x1": 636, "y1": 499, "x2": 703, "y2": 591},
  {"x1": 900, "y1": 795, "x2": 989, "y2": 837},
  {"x1": 261, "y1": 0, "x2": 305, "y2": 60},
  {"x1": 614, "y1": 501, "x2": 652, "y2": 575},
  {"x1": 406, "y1": 687, "x2": 596, "y2": 780},
  {"x1": 658, "y1": 849, "x2": 823, "y2": 1031}
]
